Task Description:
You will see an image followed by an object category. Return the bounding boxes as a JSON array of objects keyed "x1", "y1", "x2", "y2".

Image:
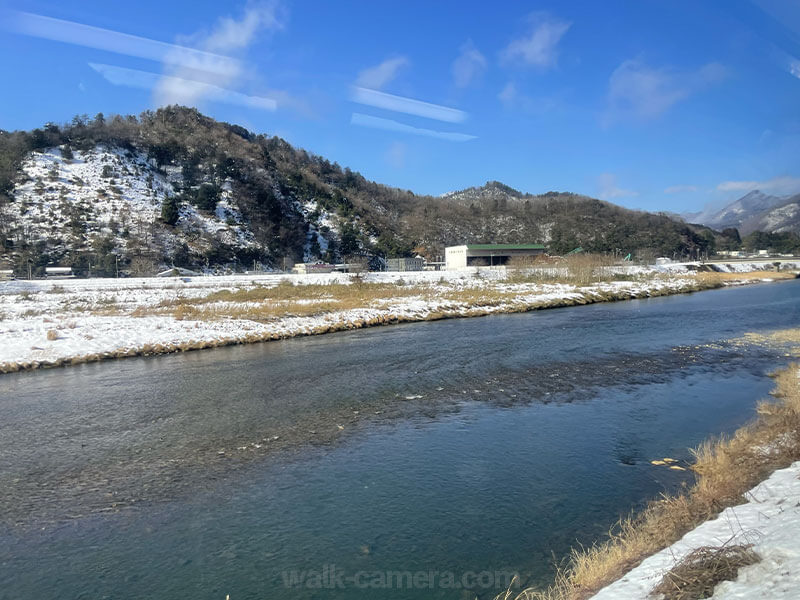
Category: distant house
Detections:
[
  {"x1": 156, "y1": 267, "x2": 202, "y2": 277},
  {"x1": 385, "y1": 257, "x2": 425, "y2": 272},
  {"x1": 292, "y1": 262, "x2": 335, "y2": 274},
  {"x1": 0, "y1": 269, "x2": 14, "y2": 281},
  {"x1": 45, "y1": 266, "x2": 75, "y2": 279},
  {"x1": 445, "y1": 244, "x2": 546, "y2": 270}
]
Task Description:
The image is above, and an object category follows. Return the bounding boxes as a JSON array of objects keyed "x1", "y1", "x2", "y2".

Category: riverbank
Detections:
[
  {"x1": 0, "y1": 266, "x2": 797, "y2": 374},
  {"x1": 511, "y1": 329, "x2": 800, "y2": 600}
]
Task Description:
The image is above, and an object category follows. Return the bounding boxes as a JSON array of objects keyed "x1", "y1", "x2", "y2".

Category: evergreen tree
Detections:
[{"x1": 160, "y1": 195, "x2": 180, "y2": 226}]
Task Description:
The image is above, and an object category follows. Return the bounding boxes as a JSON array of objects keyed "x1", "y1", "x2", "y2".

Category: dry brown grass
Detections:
[
  {"x1": 695, "y1": 271, "x2": 796, "y2": 284},
  {"x1": 78, "y1": 267, "x2": 788, "y2": 325},
  {"x1": 501, "y1": 363, "x2": 800, "y2": 600},
  {"x1": 650, "y1": 544, "x2": 760, "y2": 600},
  {"x1": 159, "y1": 281, "x2": 432, "y2": 322},
  {"x1": 506, "y1": 254, "x2": 626, "y2": 286}
]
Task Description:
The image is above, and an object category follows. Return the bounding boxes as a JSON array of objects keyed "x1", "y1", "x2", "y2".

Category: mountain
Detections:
[
  {"x1": 739, "y1": 194, "x2": 800, "y2": 235},
  {"x1": 683, "y1": 190, "x2": 790, "y2": 233},
  {"x1": 0, "y1": 106, "x2": 722, "y2": 276},
  {"x1": 440, "y1": 182, "x2": 719, "y2": 258}
]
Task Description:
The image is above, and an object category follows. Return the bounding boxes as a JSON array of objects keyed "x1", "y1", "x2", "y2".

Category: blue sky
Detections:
[{"x1": 1, "y1": 0, "x2": 799, "y2": 214}]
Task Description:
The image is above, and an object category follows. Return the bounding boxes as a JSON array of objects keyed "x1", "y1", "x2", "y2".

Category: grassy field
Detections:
[{"x1": 125, "y1": 269, "x2": 797, "y2": 324}]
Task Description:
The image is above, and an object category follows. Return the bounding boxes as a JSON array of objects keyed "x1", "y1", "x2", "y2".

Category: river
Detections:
[{"x1": 1, "y1": 280, "x2": 799, "y2": 599}]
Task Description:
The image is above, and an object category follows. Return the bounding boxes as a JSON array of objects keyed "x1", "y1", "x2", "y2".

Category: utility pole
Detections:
[{"x1": 115, "y1": 255, "x2": 119, "y2": 278}]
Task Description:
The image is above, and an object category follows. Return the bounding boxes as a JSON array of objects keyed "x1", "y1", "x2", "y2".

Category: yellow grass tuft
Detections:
[{"x1": 650, "y1": 544, "x2": 760, "y2": 600}]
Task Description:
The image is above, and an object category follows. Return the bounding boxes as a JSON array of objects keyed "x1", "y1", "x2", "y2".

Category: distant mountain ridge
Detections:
[
  {"x1": 683, "y1": 190, "x2": 800, "y2": 235},
  {"x1": 0, "y1": 107, "x2": 727, "y2": 275}
]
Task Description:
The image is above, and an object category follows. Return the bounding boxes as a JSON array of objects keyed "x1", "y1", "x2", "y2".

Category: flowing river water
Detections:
[{"x1": 1, "y1": 280, "x2": 800, "y2": 599}]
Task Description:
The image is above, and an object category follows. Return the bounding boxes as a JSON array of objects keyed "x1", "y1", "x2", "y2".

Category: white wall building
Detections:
[{"x1": 445, "y1": 244, "x2": 546, "y2": 270}]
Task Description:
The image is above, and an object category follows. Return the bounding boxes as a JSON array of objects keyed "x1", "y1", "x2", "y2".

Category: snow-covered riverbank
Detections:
[
  {"x1": 591, "y1": 459, "x2": 800, "y2": 600},
  {"x1": 0, "y1": 266, "x2": 794, "y2": 373}
]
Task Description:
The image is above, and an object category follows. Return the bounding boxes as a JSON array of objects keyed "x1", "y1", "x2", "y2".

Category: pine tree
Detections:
[{"x1": 160, "y1": 195, "x2": 180, "y2": 226}]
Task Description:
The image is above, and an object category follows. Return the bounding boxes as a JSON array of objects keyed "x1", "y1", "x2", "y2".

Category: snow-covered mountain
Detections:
[
  {"x1": 10, "y1": 145, "x2": 254, "y2": 255},
  {"x1": 683, "y1": 190, "x2": 790, "y2": 233},
  {"x1": 2, "y1": 144, "x2": 340, "y2": 274},
  {"x1": 739, "y1": 194, "x2": 800, "y2": 235}
]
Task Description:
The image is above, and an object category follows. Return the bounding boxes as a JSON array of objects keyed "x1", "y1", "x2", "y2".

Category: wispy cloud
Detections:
[
  {"x1": 155, "y1": 2, "x2": 283, "y2": 107},
  {"x1": 355, "y1": 56, "x2": 409, "y2": 90},
  {"x1": 90, "y1": 63, "x2": 277, "y2": 111},
  {"x1": 5, "y1": 5, "x2": 286, "y2": 112},
  {"x1": 4, "y1": 10, "x2": 238, "y2": 75},
  {"x1": 500, "y1": 12, "x2": 571, "y2": 69},
  {"x1": 452, "y1": 40, "x2": 487, "y2": 88},
  {"x1": 202, "y1": 5, "x2": 281, "y2": 52},
  {"x1": 351, "y1": 87, "x2": 467, "y2": 123},
  {"x1": 497, "y1": 81, "x2": 560, "y2": 113},
  {"x1": 664, "y1": 185, "x2": 699, "y2": 194},
  {"x1": 789, "y1": 57, "x2": 800, "y2": 80},
  {"x1": 597, "y1": 173, "x2": 637, "y2": 200},
  {"x1": 351, "y1": 113, "x2": 476, "y2": 142},
  {"x1": 716, "y1": 176, "x2": 800, "y2": 195},
  {"x1": 604, "y1": 59, "x2": 727, "y2": 124}
]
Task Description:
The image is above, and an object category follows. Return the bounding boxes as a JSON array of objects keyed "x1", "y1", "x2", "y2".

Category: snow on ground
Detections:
[
  {"x1": 8, "y1": 145, "x2": 256, "y2": 256},
  {"x1": 657, "y1": 260, "x2": 800, "y2": 274},
  {"x1": 0, "y1": 264, "x2": 790, "y2": 372},
  {"x1": 590, "y1": 461, "x2": 800, "y2": 600},
  {"x1": 296, "y1": 199, "x2": 337, "y2": 261}
]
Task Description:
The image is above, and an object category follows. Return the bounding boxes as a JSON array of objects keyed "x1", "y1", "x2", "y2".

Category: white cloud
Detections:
[
  {"x1": 90, "y1": 63, "x2": 277, "y2": 111},
  {"x1": 597, "y1": 173, "x2": 637, "y2": 200},
  {"x1": 10, "y1": 6, "x2": 287, "y2": 112},
  {"x1": 452, "y1": 40, "x2": 487, "y2": 88},
  {"x1": 664, "y1": 185, "x2": 699, "y2": 194},
  {"x1": 716, "y1": 176, "x2": 800, "y2": 195},
  {"x1": 789, "y1": 57, "x2": 800, "y2": 79},
  {"x1": 202, "y1": 5, "x2": 281, "y2": 52},
  {"x1": 605, "y1": 59, "x2": 727, "y2": 124},
  {"x1": 355, "y1": 56, "x2": 409, "y2": 90},
  {"x1": 351, "y1": 113, "x2": 476, "y2": 142},
  {"x1": 501, "y1": 13, "x2": 571, "y2": 69},
  {"x1": 351, "y1": 87, "x2": 467, "y2": 123},
  {"x1": 154, "y1": 3, "x2": 283, "y2": 108},
  {"x1": 5, "y1": 10, "x2": 239, "y2": 75}
]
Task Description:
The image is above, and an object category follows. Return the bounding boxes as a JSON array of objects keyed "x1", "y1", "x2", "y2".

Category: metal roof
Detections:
[{"x1": 464, "y1": 244, "x2": 545, "y2": 250}]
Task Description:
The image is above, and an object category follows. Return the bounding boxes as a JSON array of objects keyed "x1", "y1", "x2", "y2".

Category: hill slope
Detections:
[
  {"x1": 739, "y1": 194, "x2": 800, "y2": 235},
  {"x1": 682, "y1": 190, "x2": 797, "y2": 235},
  {"x1": 0, "y1": 107, "x2": 721, "y2": 275}
]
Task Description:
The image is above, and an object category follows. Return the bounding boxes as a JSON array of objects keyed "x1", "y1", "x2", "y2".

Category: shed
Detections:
[
  {"x1": 385, "y1": 257, "x2": 425, "y2": 272},
  {"x1": 445, "y1": 244, "x2": 546, "y2": 269}
]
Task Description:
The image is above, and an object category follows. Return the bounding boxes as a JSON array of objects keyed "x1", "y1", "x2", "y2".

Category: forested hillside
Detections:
[{"x1": 1, "y1": 106, "x2": 724, "y2": 275}]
